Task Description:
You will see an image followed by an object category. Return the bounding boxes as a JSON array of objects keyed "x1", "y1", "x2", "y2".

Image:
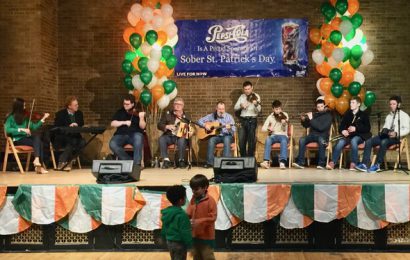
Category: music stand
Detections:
[{"x1": 396, "y1": 107, "x2": 409, "y2": 175}]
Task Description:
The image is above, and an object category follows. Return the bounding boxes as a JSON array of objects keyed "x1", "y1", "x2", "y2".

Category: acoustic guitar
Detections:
[{"x1": 194, "y1": 121, "x2": 235, "y2": 140}]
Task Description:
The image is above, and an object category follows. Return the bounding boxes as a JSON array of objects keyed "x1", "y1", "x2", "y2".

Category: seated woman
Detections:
[{"x1": 4, "y1": 98, "x2": 50, "y2": 174}]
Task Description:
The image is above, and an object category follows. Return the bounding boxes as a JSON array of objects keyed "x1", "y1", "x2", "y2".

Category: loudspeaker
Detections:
[
  {"x1": 213, "y1": 157, "x2": 257, "y2": 183},
  {"x1": 92, "y1": 160, "x2": 141, "y2": 183}
]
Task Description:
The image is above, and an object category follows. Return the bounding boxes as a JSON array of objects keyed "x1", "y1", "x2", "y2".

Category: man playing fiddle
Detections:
[
  {"x1": 157, "y1": 97, "x2": 192, "y2": 169},
  {"x1": 260, "y1": 100, "x2": 289, "y2": 169},
  {"x1": 109, "y1": 94, "x2": 146, "y2": 167}
]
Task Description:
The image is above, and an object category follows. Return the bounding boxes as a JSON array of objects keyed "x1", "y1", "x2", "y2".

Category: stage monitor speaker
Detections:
[
  {"x1": 92, "y1": 160, "x2": 141, "y2": 183},
  {"x1": 213, "y1": 157, "x2": 257, "y2": 183}
]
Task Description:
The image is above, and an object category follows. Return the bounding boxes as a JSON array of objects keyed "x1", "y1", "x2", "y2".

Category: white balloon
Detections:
[
  {"x1": 152, "y1": 16, "x2": 163, "y2": 30},
  {"x1": 127, "y1": 11, "x2": 139, "y2": 26},
  {"x1": 157, "y1": 76, "x2": 167, "y2": 86},
  {"x1": 332, "y1": 48, "x2": 345, "y2": 63},
  {"x1": 362, "y1": 50, "x2": 374, "y2": 66},
  {"x1": 168, "y1": 88, "x2": 178, "y2": 100},
  {"x1": 339, "y1": 20, "x2": 353, "y2": 36},
  {"x1": 141, "y1": 42, "x2": 152, "y2": 56},
  {"x1": 165, "y1": 35, "x2": 179, "y2": 47},
  {"x1": 143, "y1": 23, "x2": 154, "y2": 34},
  {"x1": 141, "y1": 7, "x2": 153, "y2": 22},
  {"x1": 161, "y1": 4, "x2": 173, "y2": 17},
  {"x1": 157, "y1": 95, "x2": 170, "y2": 109},
  {"x1": 354, "y1": 71, "x2": 365, "y2": 85},
  {"x1": 316, "y1": 78, "x2": 325, "y2": 95},
  {"x1": 147, "y1": 75, "x2": 158, "y2": 89},
  {"x1": 147, "y1": 59, "x2": 160, "y2": 73},
  {"x1": 128, "y1": 90, "x2": 134, "y2": 95},
  {"x1": 162, "y1": 17, "x2": 175, "y2": 27},
  {"x1": 312, "y1": 49, "x2": 325, "y2": 65},
  {"x1": 150, "y1": 48, "x2": 162, "y2": 61},
  {"x1": 132, "y1": 75, "x2": 144, "y2": 90},
  {"x1": 327, "y1": 57, "x2": 338, "y2": 67},
  {"x1": 165, "y1": 23, "x2": 178, "y2": 39},
  {"x1": 317, "y1": 95, "x2": 325, "y2": 101},
  {"x1": 352, "y1": 29, "x2": 363, "y2": 44},
  {"x1": 131, "y1": 3, "x2": 143, "y2": 17}
]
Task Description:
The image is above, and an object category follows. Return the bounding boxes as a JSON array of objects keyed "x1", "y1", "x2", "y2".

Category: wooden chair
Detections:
[
  {"x1": 2, "y1": 126, "x2": 33, "y2": 174},
  {"x1": 269, "y1": 124, "x2": 294, "y2": 168},
  {"x1": 305, "y1": 125, "x2": 334, "y2": 166},
  {"x1": 371, "y1": 137, "x2": 410, "y2": 171},
  {"x1": 339, "y1": 140, "x2": 365, "y2": 169},
  {"x1": 214, "y1": 131, "x2": 239, "y2": 158},
  {"x1": 49, "y1": 142, "x2": 82, "y2": 170},
  {"x1": 167, "y1": 142, "x2": 198, "y2": 166}
]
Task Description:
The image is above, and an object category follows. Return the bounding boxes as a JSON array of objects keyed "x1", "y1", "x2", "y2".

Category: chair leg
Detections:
[
  {"x1": 406, "y1": 143, "x2": 410, "y2": 170},
  {"x1": 2, "y1": 149, "x2": 9, "y2": 172},
  {"x1": 25, "y1": 153, "x2": 31, "y2": 172},
  {"x1": 306, "y1": 150, "x2": 310, "y2": 166},
  {"x1": 288, "y1": 147, "x2": 292, "y2": 168},
  {"x1": 12, "y1": 151, "x2": 25, "y2": 174},
  {"x1": 339, "y1": 152, "x2": 343, "y2": 169},
  {"x1": 326, "y1": 148, "x2": 331, "y2": 166},
  {"x1": 50, "y1": 147, "x2": 57, "y2": 170},
  {"x1": 77, "y1": 156, "x2": 82, "y2": 169},
  {"x1": 371, "y1": 154, "x2": 376, "y2": 166}
]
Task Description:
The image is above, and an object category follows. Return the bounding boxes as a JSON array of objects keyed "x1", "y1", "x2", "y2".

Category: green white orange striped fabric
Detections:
[
  {"x1": 59, "y1": 198, "x2": 101, "y2": 233},
  {"x1": 280, "y1": 194, "x2": 313, "y2": 229},
  {"x1": 0, "y1": 186, "x2": 6, "y2": 207},
  {"x1": 0, "y1": 196, "x2": 31, "y2": 235},
  {"x1": 131, "y1": 191, "x2": 170, "y2": 230},
  {"x1": 12, "y1": 185, "x2": 79, "y2": 224},
  {"x1": 346, "y1": 197, "x2": 389, "y2": 230},
  {"x1": 291, "y1": 184, "x2": 361, "y2": 223},
  {"x1": 79, "y1": 185, "x2": 145, "y2": 225},
  {"x1": 362, "y1": 184, "x2": 410, "y2": 223}
]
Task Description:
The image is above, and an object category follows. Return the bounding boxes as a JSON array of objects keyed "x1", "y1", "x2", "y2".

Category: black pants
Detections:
[
  {"x1": 238, "y1": 117, "x2": 257, "y2": 157},
  {"x1": 53, "y1": 135, "x2": 85, "y2": 163},
  {"x1": 14, "y1": 135, "x2": 44, "y2": 163}
]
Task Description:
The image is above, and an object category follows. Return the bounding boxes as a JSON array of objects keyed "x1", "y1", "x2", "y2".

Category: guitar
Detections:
[{"x1": 193, "y1": 121, "x2": 236, "y2": 140}]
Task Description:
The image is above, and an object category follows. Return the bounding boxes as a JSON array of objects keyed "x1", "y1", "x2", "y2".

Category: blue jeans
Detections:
[
  {"x1": 361, "y1": 135, "x2": 400, "y2": 166},
  {"x1": 331, "y1": 136, "x2": 364, "y2": 165},
  {"x1": 296, "y1": 134, "x2": 328, "y2": 167},
  {"x1": 263, "y1": 135, "x2": 288, "y2": 162},
  {"x1": 109, "y1": 133, "x2": 143, "y2": 165},
  {"x1": 207, "y1": 135, "x2": 233, "y2": 165},
  {"x1": 159, "y1": 134, "x2": 187, "y2": 160}
]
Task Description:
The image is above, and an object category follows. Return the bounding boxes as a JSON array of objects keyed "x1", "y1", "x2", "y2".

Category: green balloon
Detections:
[
  {"x1": 329, "y1": 68, "x2": 342, "y2": 83},
  {"x1": 351, "y1": 45, "x2": 363, "y2": 60},
  {"x1": 348, "y1": 81, "x2": 362, "y2": 96},
  {"x1": 321, "y1": 3, "x2": 336, "y2": 21},
  {"x1": 330, "y1": 30, "x2": 342, "y2": 45},
  {"x1": 129, "y1": 33, "x2": 142, "y2": 49},
  {"x1": 123, "y1": 75, "x2": 133, "y2": 90},
  {"x1": 364, "y1": 91, "x2": 376, "y2": 107},
  {"x1": 121, "y1": 60, "x2": 133, "y2": 74},
  {"x1": 316, "y1": 44, "x2": 322, "y2": 50},
  {"x1": 163, "y1": 80, "x2": 177, "y2": 94},
  {"x1": 351, "y1": 13, "x2": 363, "y2": 29},
  {"x1": 345, "y1": 29, "x2": 356, "y2": 41},
  {"x1": 335, "y1": 0, "x2": 348, "y2": 15},
  {"x1": 331, "y1": 83, "x2": 344, "y2": 98},
  {"x1": 140, "y1": 89, "x2": 152, "y2": 106},
  {"x1": 349, "y1": 57, "x2": 362, "y2": 69},
  {"x1": 342, "y1": 47, "x2": 351, "y2": 62},
  {"x1": 145, "y1": 30, "x2": 158, "y2": 45},
  {"x1": 140, "y1": 69, "x2": 153, "y2": 85},
  {"x1": 124, "y1": 51, "x2": 137, "y2": 62},
  {"x1": 166, "y1": 55, "x2": 178, "y2": 69},
  {"x1": 161, "y1": 45, "x2": 173, "y2": 60},
  {"x1": 138, "y1": 57, "x2": 149, "y2": 71},
  {"x1": 341, "y1": 16, "x2": 350, "y2": 21}
]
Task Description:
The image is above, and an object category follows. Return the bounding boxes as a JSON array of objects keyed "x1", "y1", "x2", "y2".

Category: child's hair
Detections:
[
  {"x1": 189, "y1": 174, "x2": 209, "y2": 189},
  {"x1": 166, "y1": 185, "x2": 187, "y2": 206},
  {"x1": 272, "y1": 100, "x2": 282, "y2": 108}
]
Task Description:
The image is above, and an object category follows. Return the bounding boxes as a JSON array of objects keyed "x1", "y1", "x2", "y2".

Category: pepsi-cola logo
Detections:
[{"x1": 205, "y1": 24, "x2": 249, "y2": 44}]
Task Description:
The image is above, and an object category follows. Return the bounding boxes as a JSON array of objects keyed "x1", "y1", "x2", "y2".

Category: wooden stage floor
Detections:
[{"x1": 1, "y1": 167, "x2": 409, "y2": 186}]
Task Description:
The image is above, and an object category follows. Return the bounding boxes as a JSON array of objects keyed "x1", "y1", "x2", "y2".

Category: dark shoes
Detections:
[
  {"x1": 203, "y1": 163, "x2": 211, "y2": 169},
  {"x1": 57, "y1": 161, "x2": 72, "y2": 171},
  {"x1": 178, "y1": 160, "x2": 186, "y2": 169},
  {"x1": 162, "y1": 160, "x2": 171, "y2": 169}
]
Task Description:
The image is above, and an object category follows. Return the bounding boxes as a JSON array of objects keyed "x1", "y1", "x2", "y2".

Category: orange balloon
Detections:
[
  {"x1": 132, "y1": 57, "x2": 140, "y2": 71},
  {"x1": 151, "y1": 85, "x2": 165, "y2": 102},
  {"x1": 157, "y1": 31, "x2": 168, "y2": 46},
  {"x1": 123, "y1": 27, "x2": 136, "y2": 45},
  {"x1": 166, "y1": 68, "x2": 174, "y2": 77},
  {"x1": 339, "y1": 70, "x2": 354, "y2": 86},
  {"x1": 320, "y1": 24, "x2": 333, "y2": 40},
  {"x1": 133, "y1": 89, "x2": 141, "y2": 101},
  {"x1": 330, "y1": 17, "x2": 342, "y2": 30},
  {"x1": 142, "y1": 0, "x2": 156, "y2": 8},
  {"x1": 348, "y1": 0, "x2": 360, "y2": 15},
  {"x1": 324, "y1": 95, "x2": 336, "y2": 110},
  {"x1": 342, "y1": 63, "x2": 355, "y2": 73},
  {"x1": 329, "y1": 0, "x2": 337, "y2": 6},
  {"x1": 316, "y1": 62, "x2": 332, "y2": 77},
  {"x1": 160, "y1": 0, "x2": 171, "y2": 4},
  {"x1": 321, "y1": 41, "x2": 335, "y2": 57},
  {"x1": 320, "y1": 78, "x2": 333, "y2": 95},
  {"x1": 358, "y1": 87, "x2": 366, "y2": 101},
  {"x1": 135, "y1": 20, "x2": 146, "y2": 36},
  {"x1": 336, "y1": 97, "x2": 350, "y2": 115},
  {"x1": 155, "y1": 62, "x2": 168, "y2": 78},
  {"x1": 341, "y1": 90, "x2": 352, "y2": 100},
  {"x1": 309, "y1": 28, "x2": 322, "y2": 45}
]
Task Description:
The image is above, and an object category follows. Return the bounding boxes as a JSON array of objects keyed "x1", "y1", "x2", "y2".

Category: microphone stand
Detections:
[
  {"x1": 396, "y1": 107, "x2": 409, "y2": 175},
  {"x1": 180, "y1": 117, "x2": 192, "y2": 170}
]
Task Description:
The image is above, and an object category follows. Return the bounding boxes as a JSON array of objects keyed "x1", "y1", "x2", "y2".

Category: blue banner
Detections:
[{"x1": 174, "y1": 19, "x2": 308, "y2": 78}]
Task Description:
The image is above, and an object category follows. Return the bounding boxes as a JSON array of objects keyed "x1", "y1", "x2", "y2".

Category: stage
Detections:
[{"x1": 1, "y1": 167, "x2": 409, "y2": 187}]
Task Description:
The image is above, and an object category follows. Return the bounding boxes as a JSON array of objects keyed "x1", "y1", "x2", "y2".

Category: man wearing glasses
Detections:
[
  {"x1": 109, "y1": 95, "x2": 146, "y2": 166},
  {"x1": 158, "y1": 97, "x2": 192, "y2": 169}
]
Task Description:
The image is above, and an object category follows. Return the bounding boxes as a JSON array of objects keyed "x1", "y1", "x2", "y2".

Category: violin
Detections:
[
  {"x1": 24, "y1": 110, "x2": 43, "y2": 122},
  {"x1": 274, "y1": 112, "x2": 288, "y2": 121},
  {"x1": 246, "y1": 93, "x2": 259, "y2": 104}
]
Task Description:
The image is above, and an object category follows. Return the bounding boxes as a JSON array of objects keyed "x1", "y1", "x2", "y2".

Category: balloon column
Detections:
[
  {"x1": 122, "y1": 0, "x2": 179, "y2": 111},
  {"x1": 310, "y1": 0, "x2": 376, "y2": 114}
]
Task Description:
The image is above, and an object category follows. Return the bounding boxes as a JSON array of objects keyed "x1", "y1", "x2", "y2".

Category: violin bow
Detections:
[{"x1": 27, "y1": 98, "x2": 35, "y2": 129}]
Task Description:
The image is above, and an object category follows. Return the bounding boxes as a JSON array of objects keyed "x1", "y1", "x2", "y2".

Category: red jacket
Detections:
[{"x1": 186, "y1": 193, "x2": 217, "y2": 240}]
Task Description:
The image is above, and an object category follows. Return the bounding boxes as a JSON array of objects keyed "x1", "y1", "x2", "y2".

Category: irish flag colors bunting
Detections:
[
  {"x1": 0, "y1": 196, "x2": 31, "y2": 235},
  {"x1": 346, "y1": 197, "x2": 389, "y2": 230},
  {"x1": 12, "y1": 185, "x2": 79, "y2": 224},
  {"x1": 0, "y1": 186, "x2": 6, "y2": 207},
  {"x1": 361, "y1": 184, "x2": 410, "y2": 223},
  {"x1": 59, "y1": 197, "x2": 101, "y2": 233},
  {"x1": 291, "y1": 184, "x2": 361, "y2": 223},
  {"x1": 280, "y1": 194, "x2": 313, "y2": 229},
  {"x1": 79, "y1": 185, "x2": 145, "y2": 225}
]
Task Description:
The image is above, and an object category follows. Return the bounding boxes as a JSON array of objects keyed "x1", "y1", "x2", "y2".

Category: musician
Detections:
[
  {"x1": 260, "y1": 100, "x2": 289, "y2": 169},
  {"x1": 198, "y1": 101, "x2": 236, "y2": 168},
  {"x1": 326, "y1": 96, "x2": 371, "y2": 170},
  {"x1": 5, "y1": 98, "x2": 50, "y2": 174},
  {"x1": 356, "y1": 96, "x2": 410, "y2": 173},
  {"x1": 292, "y1": 99, "x2": 332, "y2": 169},
  {"x1": 53, "y1": 96, "x2": 86, "y2": 171},
  {"x1": 157, "y1": 97, "x2": 191, "y2": 169},
  {"x1": 234, "y1": 81, "x2": 261, "y2": 157},
  {"x1": 109, "y1": 95, "x2": 146, "y2": 167}
]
